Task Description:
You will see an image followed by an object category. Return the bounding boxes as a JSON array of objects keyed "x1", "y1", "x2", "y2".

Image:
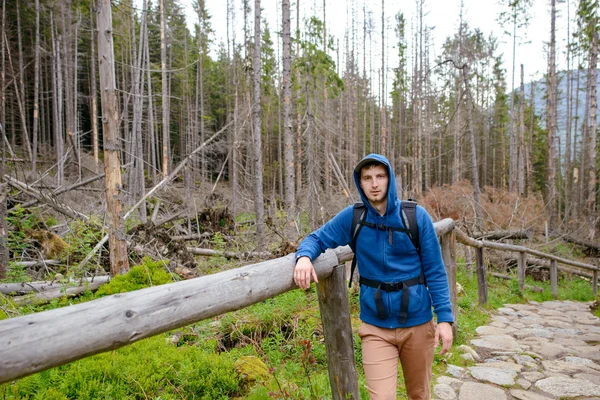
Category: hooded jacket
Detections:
[{"x1": 295, "y1": 154, "x2": 454, "y2": 329}]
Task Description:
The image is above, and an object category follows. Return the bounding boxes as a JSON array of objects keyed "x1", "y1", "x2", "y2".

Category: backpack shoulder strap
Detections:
[
  {"x1": 349, "y1": 202, "x2": 367, "y2": 288},
  {"x1": 400, "y1": 199, "x2": 420, "y2": 252}
]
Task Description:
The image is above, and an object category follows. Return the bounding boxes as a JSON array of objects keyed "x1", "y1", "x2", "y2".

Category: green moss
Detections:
[
  {"x1": 1, "y1": 335, "x2": 241, "y2": 399},
  {"x1": 95, "y1": 257, "x2": 174, "y2": 297}
]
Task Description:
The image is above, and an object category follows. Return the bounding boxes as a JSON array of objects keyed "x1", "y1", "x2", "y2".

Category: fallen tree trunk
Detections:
[
  {"x1": 21, "y1": 173, "x2": 106, "y2": 208},
  {"x1": 171, "y1": 233, "x2": 212, "y2": 241},
  {"x1": 472, "y1": 230, "x2": 532, "y2": 240},
  {"x1": 554, "y1": 233, "x2": 600, "y2": 252},
  {"x1": 7, "y1": 260, "x2": 61, "y2": 268},
  {"x1": 187, "y1": 247, "x2": 272, "y2": 260},
  {"x1": 12, "y1": 279, "x2": 110, "y2": 306},
  {"x1": 0, "y1": 248, "x2": 339, "y2": 384},
  {"x1": 1, "y1": 276, "x2": 110, "y2": 296},
  {"x1": 5, "y1": 175, "x2": 89, "y2": 221}
]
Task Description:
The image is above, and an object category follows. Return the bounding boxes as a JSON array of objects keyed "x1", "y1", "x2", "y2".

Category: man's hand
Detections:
[
  {"x1": 434, "y1": 322, "x2": 453, "y2": 355},
  {"x1": 294, "y1": 256, "x2": 318, "y2": 289}
]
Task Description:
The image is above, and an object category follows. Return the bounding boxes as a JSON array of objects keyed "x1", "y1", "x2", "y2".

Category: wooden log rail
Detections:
[
  {"x1": 0, "y1": 217, "x2": 452, "y2": 399},
  {"x1": 454, "y1": 227, "x2": 599, "y2": 302}
]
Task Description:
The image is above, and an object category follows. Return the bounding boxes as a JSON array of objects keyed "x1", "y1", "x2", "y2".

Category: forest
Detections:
[{"x1": 0, "y1": 0, "x2": 598, "y2": 274}]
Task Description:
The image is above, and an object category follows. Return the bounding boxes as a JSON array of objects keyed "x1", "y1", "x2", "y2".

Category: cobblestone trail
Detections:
[{"x1": 434, "y1": 300, "x2": 600, "y2": 400}]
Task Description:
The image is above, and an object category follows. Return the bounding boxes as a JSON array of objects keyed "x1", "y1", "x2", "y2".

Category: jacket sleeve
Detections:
[
  {"x1": 295, "y1": 205, "x2": 354, "y2": 262},
  {"x1": 417, "y1": 206, "x2": 455, "y2": 324}
]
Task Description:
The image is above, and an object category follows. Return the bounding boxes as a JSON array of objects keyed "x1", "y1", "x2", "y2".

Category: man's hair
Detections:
[{"x1": 359, "y1": 160, "x2": 386, "y2": 176}]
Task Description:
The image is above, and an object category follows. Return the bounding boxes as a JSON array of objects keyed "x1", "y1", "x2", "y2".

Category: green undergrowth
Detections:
[{"x1": 2, "y1": 246, "x2": 599, "y2": 398}]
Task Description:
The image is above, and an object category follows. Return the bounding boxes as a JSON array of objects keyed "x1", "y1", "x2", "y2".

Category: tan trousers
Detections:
[{"x1": 358, "y1": 320, "x2": 436, "y2": 400}]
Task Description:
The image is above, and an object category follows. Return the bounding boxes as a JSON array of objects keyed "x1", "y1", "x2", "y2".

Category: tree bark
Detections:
[
  {"x1": 31, "y1": 0, "x2": 41, "y2": 172},
  {"x1": 97, "y1": 0, "x2": 129, "y2": 275},
  {"x1": 253, "y1": 0, "x2": 265, "y2": 248},
  {"x1": 90, "y1": 0, "x2": 100, "y2": 172},
  {"x1": 282, "y1": 0, "x2": 295, "y2": 236},
  {"x1": 585, "y1": 27, "x2": 597, "y2": 238},
  {"x1": 160, "y1": 0, "x2": 170, "y2": 178},
  {"x1": 546, "y1": 0, "x2": 558, "y2": 231}
]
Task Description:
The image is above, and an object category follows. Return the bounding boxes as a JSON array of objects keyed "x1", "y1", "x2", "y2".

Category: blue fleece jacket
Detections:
[{"x1": 296, "y1": 154, "x2": 454, "y2": 329}]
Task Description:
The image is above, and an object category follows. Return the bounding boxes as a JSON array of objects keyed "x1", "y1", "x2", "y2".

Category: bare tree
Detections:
[
  {"x1": 518, "y1": 64, "x2": 525, "y2": 195},
  {"x1": 90, "y1": 0, "x2": 100, "y2": 171},
  {"x1": 31, "y1": 0, "x2": 41, "y2": 172},
  {"x1": 97, "y1": 0, "x2": 129, "y2": 275},
  {"x1": 253, "y1": 0, "x2": 265, "y2": 248},
  {"x1": 160, "y1": 0, "x2": 170, "y2": 178},
  {"x1": 546, "y1": 0, "x2": 558, "y2": 231},
  {"x1": 282, "y1": 0, "x2": 295, "y2": 234}
]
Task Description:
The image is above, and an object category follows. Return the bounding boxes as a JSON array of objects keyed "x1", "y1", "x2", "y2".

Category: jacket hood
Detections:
[{"x1": 353, "y1": 153, "x2": 398, "y2": 216}]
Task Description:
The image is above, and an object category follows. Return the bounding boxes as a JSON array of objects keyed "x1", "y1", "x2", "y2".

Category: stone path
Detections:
[{"x1": 434, "y1": 300, "x2": 600, "y2": 400}]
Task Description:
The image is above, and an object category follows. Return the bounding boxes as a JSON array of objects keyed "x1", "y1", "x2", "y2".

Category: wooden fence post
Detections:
[
  {"x1": 517, "y1": 251, "x2": 526, "y2": 293},
  {"x1": 593, "y1": 270, "x2": 598, "y2": 296},
  {"x1": 316, "y1": 264, "x2": 359, "y2": 400},
  {"x1": 476, "y1": 246, "x2": 487, "y2": 305},
  {"x1": 550, "y1": 260, "x2": 558, "y2": 298},
  {"x1": 440, "y1": 232, "x2": 458, "y2": 337}
]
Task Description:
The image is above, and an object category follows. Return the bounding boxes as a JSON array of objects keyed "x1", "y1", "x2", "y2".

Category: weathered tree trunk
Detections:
[
  {"x1": 50, "y1": 10, "x2": 65, "y2": 186},
  {"x1": 97, "y1": 0, "x2": 129, "y2": 275},
  {"x1": 463, "y1": 64, "x2": 483, "y2": 230},
  {"x1": 144, "y1": 17, "x2": 157, "y2": 185},
  {"x1": 518, "y1": 64, "x2": 525, "y2": 195},
  {"x1": 295, "y1": 0, "x2": 302, "y2": 203},
  {"x1": 252, "y1": 0, "x2": 265, "y2": 248},
  {"x1": 282, "y1": 0, "x2": 295, "y2": 237},
  {"x1": 546, "y1": 0, "x2": 558, "y2": 231},
  {"x1": 31, "y1": 0, "x2": 41, "y2": 172},
  {"x1": 585, "y1": 27, "x2": 597, "y2": 239},
  {"x1": 160, "y1": 0, "x2": 170, "y2": 178},
  {"x1": 15, "y1": 2, "x2": 32, "y2": 162},
  {"x1": 527, "y1": 81, "x2": 535, "y2": 195},
  {"x1": 90, "y1": 0, "x2": 100, "y2": 172}
]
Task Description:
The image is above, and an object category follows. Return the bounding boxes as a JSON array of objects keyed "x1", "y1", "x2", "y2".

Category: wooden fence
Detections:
[{"x1": 1, "y1": 217, "x2": 597, "y2": 399}]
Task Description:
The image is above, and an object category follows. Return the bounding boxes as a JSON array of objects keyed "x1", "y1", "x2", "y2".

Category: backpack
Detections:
[{"x1": 348, "y1": 199, "x2": 420, "y2": 288}]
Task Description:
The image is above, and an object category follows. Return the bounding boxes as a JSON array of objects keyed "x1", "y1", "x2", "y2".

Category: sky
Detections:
[{"x1": 181, "y1": 0, "x2": 577, "y2": 90}]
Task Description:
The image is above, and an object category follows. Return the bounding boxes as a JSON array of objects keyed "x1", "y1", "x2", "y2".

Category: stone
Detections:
[
  {"x1": 521, "y1": 371, "x2": 545, "y2": 382},
  {"x1": 542, "y1": 360, "x2": 597, "y2": 375},
  {"x1": 516, "y1": 378, "x2": 532, "y2": 389},
  {"x1": 469, "y1": 366, "x2": 517, "y2": 386},
  {"x1": 458, "y1": 382, "x2": 506, "y2": 400},
  {"x1": 569, "y1": 345, "x2": 600, "y2": 361},
  {"x1": 476, "y1": 326, "x2": 511, "y2": 336},
  {"x1": 509, "y1": 389, "x2": 553, "y2": 400},
  {"x1": 436, "y1": 376, "x2": 464, "y2": 390},
  {"x1": 513, "y1": 354, "x2": 536, "y2": 365},
  {"x1": 535, "y1": 376, "x2": 600, "y2": 398},
  {"x1": 564, "y1": 356, "x2": 599, "y2": 368},
  {"x1": 528, "y1": 342, "x2": 567, "y2": 360},
  {"x1": 461, "y1": 353, "x2": 474, "y2": 362},
  {"x1": 479, "y1": 361, "x2": 523, "y2": 372},
  {"x1": 446, "y1": 364, "x2": 467, "y2": 378},
  {"x1": 471, "y1": 335, "x2": 521, "y2": 352},
  {"x1": 514, "y1": 328, "x2": 554, "y2": 339},
  {"x1": 552, "y1": 337, "x2": 588, "y2": 346},
  {"x1": 433, "y1": 383, "x2": 456, "y2": 400},
  {"x1": 497, "y1": 307, "x2": 521, "y2": 317},
  {"x1": 574, "y1": 373, "x2": 600, "y2": 386},
  {"x1": 458, "y1": 345, "x2": 481, "y2": 361}
]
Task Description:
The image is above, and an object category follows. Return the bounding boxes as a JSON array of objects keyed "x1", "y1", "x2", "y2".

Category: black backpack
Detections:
[{"x1": 348, "y1": 200, "x2": 420, "y2": 287}]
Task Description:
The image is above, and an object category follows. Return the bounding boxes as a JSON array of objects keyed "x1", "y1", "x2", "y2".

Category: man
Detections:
[{"x1": 294, "y1": 154, "x2": 454, "y2": 400}]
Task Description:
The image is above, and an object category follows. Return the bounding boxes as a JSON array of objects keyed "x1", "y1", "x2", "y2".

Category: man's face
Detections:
[{"x1": 359, "y1": 164, "x2": 389, "y2": 206}]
